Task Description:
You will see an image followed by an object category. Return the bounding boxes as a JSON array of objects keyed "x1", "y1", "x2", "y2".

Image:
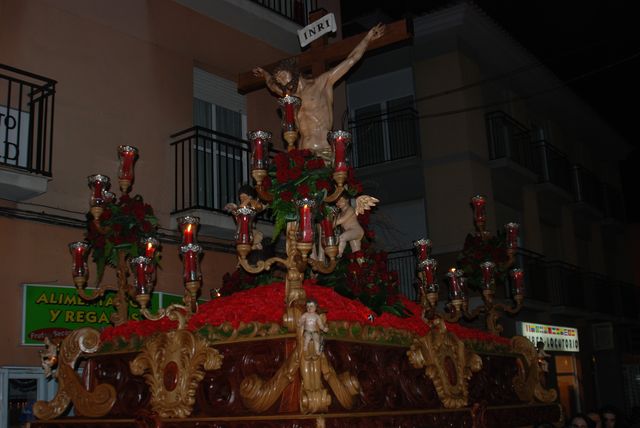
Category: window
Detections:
[
  {"x1": 351, "y1": 95, "x2": 418, "y2": 167},
  {"x1": 192, "y1": 69, "x2": 248, "y2": 210}
]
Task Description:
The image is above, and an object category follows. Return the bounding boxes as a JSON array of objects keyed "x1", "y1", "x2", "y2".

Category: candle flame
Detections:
[{"x1": 186, "y1": 224, "x2": 192, "y2": 233}]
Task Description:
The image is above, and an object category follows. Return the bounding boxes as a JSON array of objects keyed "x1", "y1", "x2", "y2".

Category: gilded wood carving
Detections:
[
  {"x1": 33, "y1": 328, "x2": 116, "y2": 419},
  {"x1": 240, "y1": 306, "x2": 360, "y2": 414},
  {"x1": 510, "y1": 336, "x2": 558, "y2": 403},
  {"x1": 130, "y1": 329, "x2": 223, "y2": 418},
  {"x1": 407, "y1": 319, "x2": 482, "y2": 408}
]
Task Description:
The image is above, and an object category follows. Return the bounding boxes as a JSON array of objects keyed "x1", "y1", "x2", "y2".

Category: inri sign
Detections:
[{"x1": 298, "y1": 13, "x2": 337, "y2": 48}]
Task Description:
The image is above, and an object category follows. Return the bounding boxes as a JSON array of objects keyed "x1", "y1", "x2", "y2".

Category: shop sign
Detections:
[
  {"x1": 21, "y1": 284, "x2": 182, "y2": 346},
  {"x1": 517, "y1": 321, "x2": 579, "y2": 352}
]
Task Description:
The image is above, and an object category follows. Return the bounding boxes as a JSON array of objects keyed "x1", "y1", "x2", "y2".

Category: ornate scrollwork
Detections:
[
  {"x1": 33, "y1": 328, "x2": 117, "y2": 420},
  {"x1": 130, "y1": 329, "x2": 223, "y2": 418},
  {"x1": 407, "y1": 319, "x2": 482, "y2": 408},
  {"x1": 240, "y1": 349, "x2": 300, "y2": 412},
  {"x1": 240, "y1": 320, "x2": 361, "y2": 414},
  {"x1": 511, "y1": 336, "x2": 557, "y2": 403}
]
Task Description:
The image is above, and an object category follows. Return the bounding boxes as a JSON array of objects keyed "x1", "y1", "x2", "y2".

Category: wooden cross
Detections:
[{"x1": 237, "y1": 10, "x2": 412, "y2": 94}]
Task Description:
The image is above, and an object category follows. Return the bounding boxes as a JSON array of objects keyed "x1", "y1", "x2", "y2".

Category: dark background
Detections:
[{"x1": 341, "y1": 0, "x2": 640, "y2": 221}]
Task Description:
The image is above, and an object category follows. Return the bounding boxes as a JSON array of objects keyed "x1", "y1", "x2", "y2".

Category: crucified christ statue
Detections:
[{"x1": 252, "y1": 24, "x2": 385, "y2": 157}]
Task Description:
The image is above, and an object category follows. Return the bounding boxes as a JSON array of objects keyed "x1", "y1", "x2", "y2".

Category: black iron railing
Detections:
[
  {"x1": 534, "y1": 140, "x2": 573, "y2": 194},
  {"x1": 388, "y1": 248, "x2": 417, "y2": 301},
  {"x1": 349, "y1": 107, "x2": 420, "y2": 168},
  {"x1": 171, "y1": 127, "x2": 251, "y2": 214},
  {"x1": 486, "y1": 111, "x2": 536, "y2": 173},
  {"x1": 573, "y1": 164, "x2": 605, "y2": 212},
  {"x1": 0, "y1": 64, "x2": 56, "y2": 176},
  {"x1": 515, "y1": 248, "x2": 548, "y2": 302},
  {"x1": 250, "y1": 0, "x2": 317, "y2": 26}
]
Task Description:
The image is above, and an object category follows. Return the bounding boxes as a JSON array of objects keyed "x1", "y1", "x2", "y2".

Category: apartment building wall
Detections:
[{"x1": 0, "y1": 0, "x2": 312, "y2": 366}]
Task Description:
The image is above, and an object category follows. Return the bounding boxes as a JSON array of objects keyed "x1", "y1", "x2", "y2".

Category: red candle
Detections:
[
  {"x1": 184, "y1": 224, "x2": 193, "y2": 244},
  {"x1": 237, "y1": 213, "x2": 251, "y2": 244},
  {"x1": 118, "y1": 146, "x2": 137, "y2": 181},
  {"x1": 145, "y1": 241, "x2": 155, "y2": 258},
  {"x1": 414, "y1": 238, "x2": 432, "y2": 261},
  {"x1": 284, "y1": 103, "x2": 295, "y2": 124},
  {"x1": 471, "y1": 195, "x2": 486, "y2": 223},
  {"x1": 420, "y1": 258, "x2": 437, "y2": 286},
  {"x1": 183, "y1": 250, "x2": 195, "y2": 280},
  {"x1": 505, "y1": 222, "x2": 519, "y2": 249},
  {"x1": 254, "y1": 138, "x2": 264, "y2": 162},
  {"x1": 321, "y1": 218, "x2": 334, "y2": 239},
  {"x1": 93, "y1": 181, "x2": 103, "y2": 199},
  {"x1": 510, "y1": 268, "x2": 525, "y2": 295},
  {"x1": 447, "y1": 268, "x2": 462, "y2": 294},
  {"x1": 73, "y1": 247, "x2": 83, "y2": 273},
  {"x1": 480, "y1": 261, "x2": 495, "y2": 287},
  {"x1": 136, "y1": 261, "x2": 146, "y2": 290},
  {"x1": 299, "y1": 203, "x2": 314, "y2": 243}
]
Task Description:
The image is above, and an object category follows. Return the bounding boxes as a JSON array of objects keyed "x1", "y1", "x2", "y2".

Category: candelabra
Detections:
[
  {"x1": 69, "y1": 146, "x2": 203, "y2": 327},
  {"x1": 237, "y1": 128, "x2": 353, "y2": 330},
  {"x1": 415, "y1": 196, "x2": 525, "y2": 335}
]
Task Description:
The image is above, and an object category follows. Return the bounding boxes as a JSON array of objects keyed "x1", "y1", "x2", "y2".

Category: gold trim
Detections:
[
  {"x1": 511, "y1": 336, "x2": 558, "y2": 403},
  {"x1": 129, "y1": 329, "x2": 223, "y2": 418},
  {"x1": 407, "y1": 319, "x2": 482, "y2": 408},
  {"x1": 34, "y1": 328, "x2": 116, "y2": 420}
]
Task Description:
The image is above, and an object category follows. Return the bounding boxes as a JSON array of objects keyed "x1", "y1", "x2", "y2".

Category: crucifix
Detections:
[
  {"x1": 237, "y1": 12, "x2": 411, "y2": 94},
  {"x1": 237, "y1": 11, "x2": 412, "y2": 155}
]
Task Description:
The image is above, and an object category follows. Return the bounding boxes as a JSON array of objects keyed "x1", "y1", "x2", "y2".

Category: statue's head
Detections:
[
  {"x1": 238, "y1": 184, "x2": 257, "y2": 204},
  {"x1": 306, "y1": 299, "x2": 318, "y2": 312},
  {"x1": 272, "y1": 57, "x2": 300, "y2": 94}
]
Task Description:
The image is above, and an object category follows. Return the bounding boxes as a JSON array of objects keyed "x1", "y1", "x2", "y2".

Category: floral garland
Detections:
[
  {"x1": 99, "y1": 281, "x2": 510, "y2": 347},
  {"x1": 456, "y1": 232, "x2": 509, "y2": 291},
  {"x1": 85, "y1": 193, "x2": 159, "y2": 280}
]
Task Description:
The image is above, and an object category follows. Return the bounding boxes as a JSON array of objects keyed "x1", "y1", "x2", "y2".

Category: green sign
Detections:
[{"x1": 21, "y1": 284, "x2": 185, "y2": 346}]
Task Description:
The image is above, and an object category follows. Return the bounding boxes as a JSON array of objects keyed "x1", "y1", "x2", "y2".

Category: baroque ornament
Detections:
[
  {"x1": 407, "y1": 319, "x2": 482, "y2": 408},
  {"x1": 129, "y1": 329, "x2": 223, "y2": 418},
  {"x1": 33, "y1": 328, "x2": 116, "y2": 419},
  {"x1": 511, "y1": 336, "x2": 558, "y2": 403}
]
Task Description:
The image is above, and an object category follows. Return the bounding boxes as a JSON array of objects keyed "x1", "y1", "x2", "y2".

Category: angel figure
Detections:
[
  {"x1": 40, "y1": 336, "x2": 59, "y2": 378},
  {"x1": 225, "y1": 185, "x2": 264, "y2": 250},
  {"x1": 335, "y1": 194, "x2": 379, "y2": 257},
  {"x1": 536, "y1": 341, "x2": 550, "y2": 386},
  {"x1": 297, "y1": 300, "x2": 328, "y2": 358}
]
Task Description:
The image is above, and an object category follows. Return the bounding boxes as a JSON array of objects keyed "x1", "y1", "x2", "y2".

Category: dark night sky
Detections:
[{"x1": 341, "y1": 0, "x2": 640, "y2": 221}]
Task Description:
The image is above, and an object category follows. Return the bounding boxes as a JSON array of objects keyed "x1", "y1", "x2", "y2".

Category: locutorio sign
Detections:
[{"x1": 22, "y1": 284, "x2": 185, "y2": 345}]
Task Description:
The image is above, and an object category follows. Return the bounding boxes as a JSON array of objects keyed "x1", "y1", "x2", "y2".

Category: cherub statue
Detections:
[
  {"x1": 40, "y1": 336, "x2": 60, "y2": 379},
  {"x1": 536, "y1": 340, "x2": 550, "y2": 385},
  {"x1": 253, "y1": 24, "x2": 385, "y2": 156},
  {"x1": 297, "y1": 300, "x2": 328, "y2": 358},
  {"x1": 225, "y1": 184, "x2": 264, "y2": 250},
  {"x1": 335, "y1": 194, "x2": 379, "y2": 257}
]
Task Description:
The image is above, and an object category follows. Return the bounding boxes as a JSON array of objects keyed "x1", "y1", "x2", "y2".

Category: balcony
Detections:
[
  {"x1": 349, "y1": 106, "x2": 420, "y2": 168},
  {"x1": 534, "y1": 140, "x2": 573, "y2": 197},
  {"x1": 171, "y1": 126, "x2": 254, "y2": 237},
  {"x1": 0, "y1": 64, "x2": 56, "y2": 201},
  {"x1": 388, "y1": 249, "x2": 417, "y2": 300},
  {"x1": 250, "y1": 0, "x2": 317, "y2": 26},
  {"x1": 572, "y1": 164, "x2": 605, "y2": 216}
]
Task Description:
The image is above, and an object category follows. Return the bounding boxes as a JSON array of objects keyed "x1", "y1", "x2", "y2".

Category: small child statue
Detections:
[
  {"x1": 536, "y1": 341, "x2": 550, "y2": 385},
  {"x1": 297, "y1": 300, "x2": 328, "y2": 358}
]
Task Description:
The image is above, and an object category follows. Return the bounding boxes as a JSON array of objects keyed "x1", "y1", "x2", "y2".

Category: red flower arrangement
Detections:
[
  {"x1": 100, "y1": 281, "x2": 510, "y2": 347},
  {"x1": 85, "y1": 193, "x2": 159, "y2": 280},
  {"x1": 267, "y1": 149, "x2": 361, "y2": 237},
  {"x1": 457, "y1": 232, "x2": 509, "y2": 291}
]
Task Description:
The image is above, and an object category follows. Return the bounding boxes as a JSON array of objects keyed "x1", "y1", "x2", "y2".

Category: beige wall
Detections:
[
  {"x1": 415, "y1": 51, "x2": 494, "y2": 253},
  {"x1": 0, "y1": 0, "x2": 313, "y2": 366}
]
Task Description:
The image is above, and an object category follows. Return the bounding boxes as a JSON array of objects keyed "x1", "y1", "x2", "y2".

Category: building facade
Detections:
[{"x1": 344, "y1": 2, "x2": 639, "y2": 417}]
